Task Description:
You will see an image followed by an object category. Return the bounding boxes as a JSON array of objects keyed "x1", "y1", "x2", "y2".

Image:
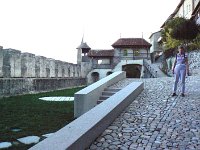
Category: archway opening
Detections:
[
  {"x1": 91, "y1": 72, "x2": 99, "y2": 82},
  {"x1": 106, "y1": 71, "x2": 113, "y2": 76},
  {"x1": 122, "y1": 64, "x2": 142, "y2": 78}
]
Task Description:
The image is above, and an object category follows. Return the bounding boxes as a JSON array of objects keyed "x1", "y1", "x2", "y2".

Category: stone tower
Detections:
[
  {"x1": 76, "y1": 38, "x2": 91, "y2": 64},
  {"x1": 76, "y1": 39, "x2": 92, "y2": 78}
]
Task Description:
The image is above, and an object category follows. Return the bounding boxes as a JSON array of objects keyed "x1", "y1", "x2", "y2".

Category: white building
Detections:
[
  {"x1": 149, "y1": 31, "x2": 163, "y2": 63},
  {"x1": 77, "y1": 38, "x2": 152, "y2": 84},
  {"x1": 162, "y1": 0, "x2": 200, "y2": 27},
  {"x1": 191, "y1": 1, "x2": 200, "y2": 24}
]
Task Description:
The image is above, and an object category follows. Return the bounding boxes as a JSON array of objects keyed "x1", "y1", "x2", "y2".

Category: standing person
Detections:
[{"x1": 172, "y1": 45, "x2": 189, "y2": 97}]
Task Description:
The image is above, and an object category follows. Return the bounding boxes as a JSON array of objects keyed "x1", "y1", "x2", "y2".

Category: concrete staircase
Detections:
[{"x1": 97, "y1": 88, "x2": 121, "y2": 104}]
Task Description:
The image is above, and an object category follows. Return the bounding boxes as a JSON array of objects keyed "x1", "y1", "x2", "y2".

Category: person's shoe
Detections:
[
  {"x1": 181, "y1": 93, "x2": 185, "y2": 97},
  {"x1": 172, "y1": 93, "x2": 177, "y2": 97}
]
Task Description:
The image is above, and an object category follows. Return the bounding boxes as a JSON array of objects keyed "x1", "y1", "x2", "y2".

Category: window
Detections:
[
  {"x1": 123, "y1": 49, "x2": 128, "y2": 56},
  {"x1": 134, "y1": 50, "x2": 140, "y2": 56},
  {"x1": 98, "y1": 59, "x2": 110, "y2": 65},
  {"x1": 98, "y1": 60, "x2": 102, "y2": 64}
]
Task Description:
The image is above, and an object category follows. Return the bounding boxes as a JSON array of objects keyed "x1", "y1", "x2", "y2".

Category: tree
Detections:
[
  {"x1": 171, "y1": 19, "x2": 199, "y2": 42},
  {"x1": 161, "y1": 30, "x2": 181, "y2": 49},
  {"x1": 161, "y1": 17, "x2": 199, "y2": 50}
]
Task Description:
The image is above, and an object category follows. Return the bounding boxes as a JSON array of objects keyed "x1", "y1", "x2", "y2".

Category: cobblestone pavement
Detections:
[{"x1": 89, "y1": 76, "x2": 200, "y2": 150}]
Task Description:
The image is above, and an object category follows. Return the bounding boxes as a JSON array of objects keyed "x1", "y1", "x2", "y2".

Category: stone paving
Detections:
[
  {"x1": 39, "y1": 96, "x2": 74, "y2": 101},
  {"x1": 89, "y1": 75, "x2": 200, "y2": 150}
]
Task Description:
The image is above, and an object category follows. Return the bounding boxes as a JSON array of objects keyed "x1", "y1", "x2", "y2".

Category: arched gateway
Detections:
[{"x1": 122, "y1": 64, "x2": 142, "y2": 78}]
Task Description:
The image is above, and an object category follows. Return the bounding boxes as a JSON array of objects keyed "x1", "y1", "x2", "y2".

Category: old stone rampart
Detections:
[{"x1": 0, "y1": 47, "x2": 86, "y2": 98}]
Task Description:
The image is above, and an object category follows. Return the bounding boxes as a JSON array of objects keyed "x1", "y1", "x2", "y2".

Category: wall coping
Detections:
[{"x1": 76, "y1": 71, "x2": 125, "y2": 94}]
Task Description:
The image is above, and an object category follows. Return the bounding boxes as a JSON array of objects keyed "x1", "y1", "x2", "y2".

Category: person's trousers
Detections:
[{"x1": 173, "y1": 64, "x2": 186, "y2": 94}]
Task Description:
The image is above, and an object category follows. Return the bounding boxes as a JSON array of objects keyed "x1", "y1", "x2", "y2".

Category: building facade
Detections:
[
  {"x1": 192, "y1": 1, "x2": 200, "y2": 23},
  {"x1": 149, "y1": 31, "x2": 163, "y2": 63},
  {"x1": 162, "y1": 0, "x2": 200, "y2": 27},
  {"x1": 77, "y1": 38, "x2": 151, "y2": 84}
]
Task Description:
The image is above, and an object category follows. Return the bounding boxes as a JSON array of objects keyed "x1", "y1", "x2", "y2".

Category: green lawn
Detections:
[{"x1": 0, "y1": 86, "x2": 84, "y2": 149}]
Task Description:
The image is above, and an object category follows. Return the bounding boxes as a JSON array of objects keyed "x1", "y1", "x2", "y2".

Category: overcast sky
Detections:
[{"x1": 0, "y1": 0, "x2": 180, "y2": 63}]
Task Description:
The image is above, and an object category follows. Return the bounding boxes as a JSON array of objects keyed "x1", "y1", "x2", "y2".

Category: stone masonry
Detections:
[
  {"x1": 188, "y1": 50, "x2": 200, "y2": 75},
  {"x1": 89, "y1": 76, "x2": 200, "y2": 149},
  {"x1": 0, "y1": 48, "x2": 81, "y2": 78},
  {"x1": 0, "y1": 47, "x2": 85, "y2": 98},
  {"x1": 166, "y1": 50, "x2": 200, "y2": 76}
]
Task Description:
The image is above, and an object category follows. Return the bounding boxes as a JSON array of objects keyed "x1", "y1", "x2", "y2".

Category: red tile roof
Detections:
[
  {"x1": 88, "y1": 49, "x2": 114, "y2": 57},
  {"x1": 112, "y1": 38, "x2": 151, "y2": 48}
]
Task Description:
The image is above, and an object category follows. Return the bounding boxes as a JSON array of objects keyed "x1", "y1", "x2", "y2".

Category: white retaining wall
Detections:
[{"x1": 74, "y1": 71, "x2": 126, "y2": 118}]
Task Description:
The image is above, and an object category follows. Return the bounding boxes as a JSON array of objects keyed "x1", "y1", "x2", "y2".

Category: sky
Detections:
[{"x1": 0, "y1": 0, "x2": 180, "y2": 63}]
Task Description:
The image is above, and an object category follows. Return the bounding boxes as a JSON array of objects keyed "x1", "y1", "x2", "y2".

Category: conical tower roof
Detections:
[{"x1": 76, "y1": 42, "x2": 91, "y2": 49}]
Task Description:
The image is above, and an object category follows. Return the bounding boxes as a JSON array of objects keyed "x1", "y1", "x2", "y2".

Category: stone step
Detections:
[
  {"x1": 97, "y1": 88, "x2": 121, "y2": 104},
  {"x1": 99, "y1": 95, "x2": 110, "y2": 100},
  {"x1": 104, "y1": 88, "x2": 121, "y2": 92},
  {"x1": 102, "y1": 91, "x2": 116, "y2": 96}
]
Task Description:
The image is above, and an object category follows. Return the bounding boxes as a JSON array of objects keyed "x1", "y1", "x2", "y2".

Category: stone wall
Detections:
[
  {"x1": 0, "y1": 78, "x2": 86, "y2": 98},
  {"x1": 188, "y1": 50, "x2": 200, "y2": 75},
  {"x1": 166, "y1": 50, "x2": 200, "y2": 76},
  {"x1": 0, "y1": 47, "x2": 85, "y2": 98},
  {"x1": 0, "y1": 48, "x2": 81, "y2": 78}
]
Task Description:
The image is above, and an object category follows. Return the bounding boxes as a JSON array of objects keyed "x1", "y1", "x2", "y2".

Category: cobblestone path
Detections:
[{"x1": 89, "y1": 76, "x2": 200, "y2": 150}]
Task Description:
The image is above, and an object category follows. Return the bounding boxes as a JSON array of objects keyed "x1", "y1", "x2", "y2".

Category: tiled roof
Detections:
[
  {"x1": 112, "y1": 38, "x2": 151, "y2": 48},
  {"x1": 77, "y1": 42, "x2": 91, "y2": 49},
  {"x1": 88, "y1": 49, "x2": 114, "y2": 57}
]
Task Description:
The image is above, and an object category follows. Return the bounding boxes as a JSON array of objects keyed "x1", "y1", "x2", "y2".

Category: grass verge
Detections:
[{"x1": 0, "y1": 86, "x2": 84, "y2": 145}]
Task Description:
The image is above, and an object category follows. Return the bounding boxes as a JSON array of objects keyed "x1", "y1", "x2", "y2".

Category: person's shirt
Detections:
[{"x1": 176, "y1": 53, "x2": 187, "y2": 65}]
